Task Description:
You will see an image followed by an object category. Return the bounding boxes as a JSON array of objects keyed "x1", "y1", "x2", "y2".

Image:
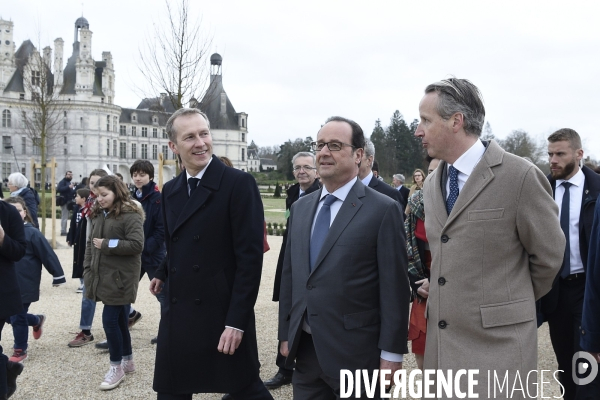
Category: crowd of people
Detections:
[{"x1": 1, "y1": 77, "x2": 600, "y2": 399}]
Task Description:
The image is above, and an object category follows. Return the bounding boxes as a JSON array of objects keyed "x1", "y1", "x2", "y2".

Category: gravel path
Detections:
[{"x1": 2, "y1": 220, "x2": 564, "y2": 399}]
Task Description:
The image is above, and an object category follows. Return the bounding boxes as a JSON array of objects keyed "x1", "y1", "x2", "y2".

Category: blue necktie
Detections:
[
  {"x1": 188, "y1": 177, "x2": 200, "y2": 197},
  {"x1": 446, "y1": 166, "x2": 459, "y2": 215},
  {"x1": 309, "y1": 194, "x2": 337, "y2": 272},
  {"x1": 560, "y1": 182, "x2": 572, "y2": 279}
]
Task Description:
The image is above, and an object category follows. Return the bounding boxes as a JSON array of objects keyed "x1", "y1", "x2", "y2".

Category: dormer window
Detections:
[{"x1": 132, "y1": 114, "x2": 137, "y2": 122}]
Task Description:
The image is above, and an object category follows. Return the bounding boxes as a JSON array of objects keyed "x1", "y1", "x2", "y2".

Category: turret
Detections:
[{"x1": 53, "y1": 38, "x2": 64, "y2": 88}]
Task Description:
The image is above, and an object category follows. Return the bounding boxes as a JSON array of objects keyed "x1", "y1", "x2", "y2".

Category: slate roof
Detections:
[
  {"x1": 260, "y1": 158, "x2": 276, "y2": 166},
  {"x1": 136, "y1": 96, "x2": 177, "y2": 113},
  {"x1": 4, "y1": 40, "x2": 54, "y2": 95},
  {"x1": 119, "y1": 108, "x2": 171, "y2": 125},
  {"x1": 197, "y1": 75, "x2": 240, "y2": 130}
]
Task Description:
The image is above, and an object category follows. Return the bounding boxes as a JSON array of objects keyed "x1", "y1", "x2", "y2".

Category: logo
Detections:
[{"x1": 572, "y1": 351, "x2": 599, "y2": 386}]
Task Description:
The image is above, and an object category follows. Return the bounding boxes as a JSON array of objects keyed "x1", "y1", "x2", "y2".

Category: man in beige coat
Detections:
[{"x1": 415, "y1": 78, "x2": 565, "y2": 398}]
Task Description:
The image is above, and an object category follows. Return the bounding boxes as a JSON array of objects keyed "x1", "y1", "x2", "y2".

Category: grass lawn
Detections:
[{"x1": 263, "y1": 197, "x2": 287, "y2": 225}]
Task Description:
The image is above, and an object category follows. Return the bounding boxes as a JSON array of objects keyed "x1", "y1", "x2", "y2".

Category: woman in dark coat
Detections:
[
  {"x1": 67, "y1": 188, "x2": 90, "y2": 287},
  {"x1": 7, "y1": 173, "x2": 38, "y2": 228},
  {"x1": 0, "y1": 198, "x2": 28, "y2": 398}
]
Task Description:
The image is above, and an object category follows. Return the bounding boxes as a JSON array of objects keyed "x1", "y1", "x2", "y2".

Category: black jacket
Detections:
[
  {"x1": 153, "y1": 156, "x2": 265, "y2": 394},
  {"x1": 67, "y1": 205, "x2": 87, "y2": 278},
  {"x1": 0, "y1": 201, "x2": 27, "y2": 319},
  {"x1": 15, "y1": 223, "x2": 66, "y2": 303},
  {"x1": 272, "y1": 179, "x2": 321, "y2": 301},
  {"x1": 540, "y1": 165, "x2": 600, "y2": 316},
  {"x1": 57, "y1": 178, "x2": 75, "y2": 200},
  {"x1": 368, "y1": 175, "x2": 405, "y2": 208},
  {"x1": 134, "y1": 181, "x2": 166, "y2": 278}
]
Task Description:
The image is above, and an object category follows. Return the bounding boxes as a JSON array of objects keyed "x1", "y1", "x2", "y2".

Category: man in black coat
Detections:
[
  {"x1": 268, "y1": 151, "x2": 320, "y2": 390},
  {"x1": 540, "y1": 129, "x2": 600, "y2": 399},
  {"x1": 358, "y1": 139, "x2": 405, "y2": 208},
  {"x1": 150, "y1": 109, "x2": 272, "y2": 400},
  {"x1": 0, "y1": 201, "x2": 27, "y2": 398},
  {"x1": 57, "y1": 171, "x2": 75, "y2": 236}
]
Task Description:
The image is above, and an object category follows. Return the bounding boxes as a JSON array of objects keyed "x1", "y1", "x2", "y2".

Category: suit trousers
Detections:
[
  {"x1": 293, "y1": 331, "x2": 381, "y2": 400},
  {"x1": 547, "y1": 275, "x2": 600, "y2": 400},
  {"x1": 276, "y1": 340, "x2": 294, "y2": 374},
  {"x1": 156, "y1": 376, "x2": 274, "y2": 400}
]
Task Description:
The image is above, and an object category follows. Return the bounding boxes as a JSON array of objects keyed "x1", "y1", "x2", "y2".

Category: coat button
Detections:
[
  {"x1": 172, "y1": 236, "x2": 179, "y2": 242},
  {"x1": 438, "y1": 277, "x2": 446, "y2": 286},
  {"x1": 441, "y1": 235, "x2": 449, "y2": 243},
  {"x1": 193, "y1": 265, "x2": 200, "y2": 271},
  {"x1": 438, "y1": 320, "x2": 447, "y2": 329},
  {"x1": 171, "y1": 297, "x2": 178, "y2": 304},
  {"x1": 307, "y1": 285, "x2": 313, "y2": 290},
  {"x1": 194, "y1": 299, "x2": 201, "y2": 305}
]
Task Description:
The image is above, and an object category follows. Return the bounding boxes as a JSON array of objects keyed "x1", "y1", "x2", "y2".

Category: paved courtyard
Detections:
[{"x1": 1, "y1": 219, "x2": 564, "y2": 399}]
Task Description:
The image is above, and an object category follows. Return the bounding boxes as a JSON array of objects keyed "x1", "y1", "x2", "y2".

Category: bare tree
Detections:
[
  {"x1": 137, "y1": 0, "x2": 213, "y2": 110},
  {"x1": 18, "y1": 42, "x2": 67, "y2": 235}
]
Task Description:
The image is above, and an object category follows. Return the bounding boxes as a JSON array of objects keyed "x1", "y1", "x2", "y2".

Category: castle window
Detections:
[
  {"x1": 120, "y1": 142, "x2": 126, "y2": 158},
  {"x1": 141, "y1": 144, "x2": 148, "y2": 159},
  {"x1": 31, "y1": 71, "x2": 40, "y2": 86},
  {"x1": 162, "y1": 145, "x2": 169, "y2": 158},
  {"x1": 242, "y1": 148, "x2": 245, "y2": 162},
  {"x1": 107, "y1": 115, "x2": 110, "y2": 131},
  {"x1": 153, "y1": 128, "x2": 157, "y2": 138},
  {"x1": 21, "y1": 136, "x2": 26, "y2": 154},
  {"x1": 131, "y1": 144, "x2": 137, "y2": 159},
  {"x1": 113, "y1": 117, "x2": 118, "y2": 132},
  {"x1": 107, "y1": 139, "x2": 110, "y2": 156},
  {"x1": 120, "y1": 125, "x2": 126, "y2": 136},
  {"x1": 142, "y1": 127, "x2": 148, "y2": 137},
  {"x1": 163, "y1": 129, "x2": 167, "y2": 139},
  {"x1": 152, "y1": 145, "x2": 158, "y2": 160},
  {"x1": 131, "y1": 126, "x2": 137, "y2": 136},
  {"x1": 19, "y1": 93, "x2": 24, "y2": 100},
  {"x1": 2, "y1": 110, "x2": 10, "y2": 128},
  {"x1": 113, "y1": 140, "x2": 117, "y2": 157}
]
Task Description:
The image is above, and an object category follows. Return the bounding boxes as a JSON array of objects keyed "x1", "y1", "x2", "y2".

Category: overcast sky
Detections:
[{"x1": 4, "y1": 0, "x2": 600, "y2": 159}]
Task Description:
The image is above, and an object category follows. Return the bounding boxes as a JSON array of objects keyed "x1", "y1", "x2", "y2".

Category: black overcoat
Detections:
[
  {"x1": 0, "y1": 201, "x2": 27, "y2": 320},
  {"x1": 153, "y1": 156, "x2": 264, "y2": 395}
]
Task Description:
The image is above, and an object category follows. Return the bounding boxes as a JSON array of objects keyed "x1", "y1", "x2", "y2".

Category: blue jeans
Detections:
[
  {"x1": 9, "y1": 303, "x2": 40, "y2": 351},
  {"x1": 80, "y1": 284, "x2": 96, "y2": 330},
  {"x1": 102, "y1": 304, "x2": 132, "y2": 364}
]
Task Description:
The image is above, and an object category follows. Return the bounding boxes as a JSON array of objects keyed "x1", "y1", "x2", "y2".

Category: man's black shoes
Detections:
[
  {"x1": 6, "y1": 361, "x2": 24, "y2": 398},
  {"x1": 263, "y1": 372, "x2": 292, "y2": 389}
]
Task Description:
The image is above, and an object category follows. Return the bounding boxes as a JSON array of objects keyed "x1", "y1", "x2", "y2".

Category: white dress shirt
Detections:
[
  {"x1": 445, "y1": 139, "x2": 486, "y2": 198},
  {"x1": 186, "y1": 158, "x2": 213, "y2": 195},
  {"x1": 554, "y1": 168, "x2": 585, "y2": 275},
  {"x1": 361, "y1": 171, "x2": 373, "y2": 187},
  {"x1": 307, "y1": 177, "x2": 403, "y2": 362}
]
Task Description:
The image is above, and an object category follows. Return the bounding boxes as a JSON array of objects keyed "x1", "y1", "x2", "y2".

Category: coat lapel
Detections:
[
  {"x1": 167, "y1": 156, "x2": 224, "y2": 235},
  {"x1": 444, "y1": 141, "x2": 503, "y2": 228},
  {"x1": 310, "y1": 180, "x2": 364, "y2": 276},
  {"x1": 430, "y1": 163, "x2": 449, "y2": 228}
]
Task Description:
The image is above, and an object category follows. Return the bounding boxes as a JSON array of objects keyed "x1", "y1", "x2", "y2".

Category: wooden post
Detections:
[
  {"x1": 158, "y1": 152, "x2": 179, "y2": 190},
  {"x1": 31, "y1": 157, "x2": 58, "y2": 248}
]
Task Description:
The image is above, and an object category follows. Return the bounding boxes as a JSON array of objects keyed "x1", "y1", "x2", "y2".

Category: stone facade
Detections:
[{"x1": 0, "y1": 17, "x2": 248, "y2": 186}]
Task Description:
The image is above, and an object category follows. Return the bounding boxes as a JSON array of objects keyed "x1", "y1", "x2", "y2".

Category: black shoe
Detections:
[
  {"x1": 221, "y1": 394, "x2": 232, "y2": 400},
  {"x1": 95, "y1": 340, "x2": 109, "y2": 350},
  {"x1": 128, "y1": 311, "x2": 142, "y2": 329},
  {"x1": 6, "y1": 360, "x2": 24, "y2": 398},
  {"x1": 151, "y1": 336, "x2": 158, "y2": 344},
  {"x1": 263, "y1": 372, "x2": 293, "y2": 389}
]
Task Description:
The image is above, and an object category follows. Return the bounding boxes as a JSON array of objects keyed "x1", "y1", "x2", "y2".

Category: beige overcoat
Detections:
[{"x1": 423, "y1": 140, "x2": 565, "y2": 398}]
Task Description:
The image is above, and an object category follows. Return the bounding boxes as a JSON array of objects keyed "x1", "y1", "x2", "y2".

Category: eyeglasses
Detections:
[
  {"x1": 293, "y1": 165, "x2": 317, "y2": 172},
  {"x1": 311, "y1": 141, "x2": 356, "y2": 152}
]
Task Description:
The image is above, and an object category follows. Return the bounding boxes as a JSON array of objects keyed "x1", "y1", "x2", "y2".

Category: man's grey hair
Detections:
[
  {"x1": 393, "y1": 174, "x2": 405, "y2": 183},
  {"x1": 8, "y1": 172, "x2": 29, "y2": 189},
  {"x1": 364, "y1": 139, "x2": 375, "y2": 160},
  {"x1": 425, "y1": 77, "x2": 485, "y2": 137},
  {"x1": 291, "y1": 151, "x2": 316, "y2": 166},
  {"x1": 166, "y1": 108, "x2": 210, "y2": 143}
]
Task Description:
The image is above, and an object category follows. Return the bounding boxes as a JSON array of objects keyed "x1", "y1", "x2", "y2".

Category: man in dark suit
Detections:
[
  {"x1": 393, "y1": 174, "x2": 409, "y2": 204},
  {"x1": 0, "y1": 200, "x2": 27, "y2": 399},
  {"x1": 268, "y1": 151, "x2": 320, "y2": 390},
  {"x1": 278, "y1": 116, "x2": 410, "y2": 399},
  {"x1": 149, "y1": 108, "x2": 272, "y2": 400},
  {"x1": 358, "y1": 139, "x2": 404, "y2": 208},
  {"x1": 541, "y1": 128, "x2": 600, "y2": 399}
]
